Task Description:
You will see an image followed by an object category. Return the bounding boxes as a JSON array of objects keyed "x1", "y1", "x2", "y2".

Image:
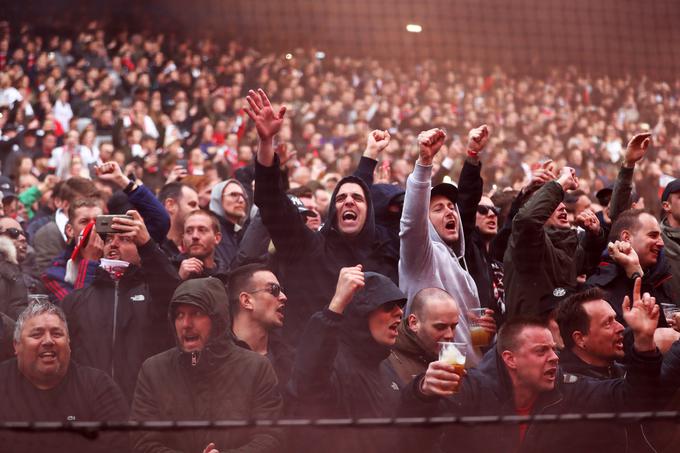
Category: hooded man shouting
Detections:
[{"x1": 247, "y1": 88, "x2": 397, "y2": 346}]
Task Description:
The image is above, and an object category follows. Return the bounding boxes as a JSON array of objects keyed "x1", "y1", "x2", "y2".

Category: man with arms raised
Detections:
[
  {"x1": 400, "y1": 127, "x2": 493, "y2": 365},
  {"x1": 248, "y1": 88, "x2": 396, "y2": 345}
]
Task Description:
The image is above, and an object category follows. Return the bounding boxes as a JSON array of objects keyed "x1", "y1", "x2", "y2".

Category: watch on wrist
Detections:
[
  {"x1": 123, "y1": 180, "x2": 138, "y2": 194},
  {"x1": 629, "y1": 271, "x2": 643, "y2": 281}
]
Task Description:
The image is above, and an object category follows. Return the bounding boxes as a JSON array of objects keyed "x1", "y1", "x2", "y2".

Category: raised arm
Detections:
[
  {"x1": 399, "y1": 129, "x2": 446, "y2": 274},
  {"x1": 457, "y1": 125, "x2": 489, "y2": 241},
  {"x1": 247, "y1": 89, "x2": 318, "y2": 259},
  {"x1": 510, "y1": 167, "x2": 577, "y2": 270},
  {"x1": 609, "y1": 133, "x2": 652, "y2": 222},
  {"x1": 354, "y1": 130, "x2": 391, "y2": 187}
]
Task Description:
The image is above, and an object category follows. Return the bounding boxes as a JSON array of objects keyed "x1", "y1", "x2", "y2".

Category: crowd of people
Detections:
[{"x1": 1, "y1": 18, "x2": 680, "y2": 453}]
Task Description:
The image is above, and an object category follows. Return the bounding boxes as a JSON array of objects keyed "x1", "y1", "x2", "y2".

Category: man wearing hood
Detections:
[
  {"x1": 399, "y1": 128, "x2": 485, "y2": 365},
  {"x1": 61, "y1": 210, "x2": 181, "y2": 402},
  {"x1": 288, "y1": 266, "x2": 405, "y2": 453},
  {"x1": 504, "y1": 165, "x2": 606, "y2": 318},
  {"x1": 246, "y1": 89, "x2": 397, "y2": 346},
  {"x1": 130, "y1": 277, "x2": 283, "y2": 453},
  {"x1": 208, "y1": 177, "x2": 249, "y2": 269}
]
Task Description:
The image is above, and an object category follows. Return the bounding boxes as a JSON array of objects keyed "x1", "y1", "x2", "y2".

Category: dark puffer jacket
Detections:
[
  {"x1": 288, "y1": 272, "x2": 406, "y2": 453},
  {"x1": 255, "y1": 156, "x2": 398, "y2": 346},
  {"x1": 130, "y1": 277, "x2": 283, "y2": 453}
]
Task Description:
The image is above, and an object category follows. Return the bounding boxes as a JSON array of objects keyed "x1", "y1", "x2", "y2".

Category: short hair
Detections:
[
  {"x1": 410, "y1": 287, "x2": 455, "y2": 319},
  {"x1": 14, "y1": 300, "x2": 68, "y2": 343},
  {"x1": 68, "y1": 198, "x2": 102, "y2": 223},
  {"x1": 496, "y1": 316, "x2": 547, "y2": 354},
  {"x1": 609, "y1": 208, "x2": 644, "y2": 242},
  {"x1": 288, "y1": 186, "x2": 313, "y2": 199},
  {"x1": 58, "y1": 176, "x2": 99, "y2": 205},
  {"x1": 184, "y1": 209, "x2": 221, "y2": 234},
  {"x1": 158, "y1": 182, "x2": 196, "y2": 205},
  {"x1": 556, "y1": 287, "x2": 606, "y2": 350},
  {"x1": 227, "y1": 262, "x2": 272, "y2": 314}
]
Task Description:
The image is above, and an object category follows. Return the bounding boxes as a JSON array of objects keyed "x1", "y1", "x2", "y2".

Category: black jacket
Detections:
[
  {"x1": 130, "y1": 277, "x2": 283, "y2": 453},
  {"x1": 0, "y1": 258, "x2": 28, "y2": 320},
  {"x1": 288, "y1": 272, "x2": 405, "y2": 453},
  {"x1": 255, "y1": 156, "x2": 398, "y2": 346},
  {"x1": 400, "y1": 345, "x2": 663, "y2": 453},
  {"x1": 458, "y1": 159, "x2": 506, "y2": 324},
  {"x1": 504, "y1": 181, "x2": 607, "y2": 317},
  {"x1": 0, "y1": 359, "x2": 129, "y2": 453},
  {"x1": 62, "y1": 240, "x2": 180, "y2": 402},
  {"x1": 586, "y1": 253, "x2": 671, "y2": 328}
]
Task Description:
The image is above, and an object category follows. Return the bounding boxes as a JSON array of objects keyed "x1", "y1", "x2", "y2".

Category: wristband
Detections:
[
  {"x1": 466, "y1": 149, "x2": 479, "y2": 157},
  {"x1": 629, "y1": 271, "x2": 643, "y2": 281},
  {"x1": 123, "y1": 181, "x2": 138, "y2": 194}
]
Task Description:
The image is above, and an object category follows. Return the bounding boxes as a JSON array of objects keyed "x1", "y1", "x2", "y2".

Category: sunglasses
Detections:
[
  {"x1": 0, "y1": 228, "x2": 26, "y2": 239},
  {"x1": 249, "y1": 283, "x2": 284, "y2": 297},
  {"x1": 477, "y1": 205, "x2": 500, "y2": 217}
]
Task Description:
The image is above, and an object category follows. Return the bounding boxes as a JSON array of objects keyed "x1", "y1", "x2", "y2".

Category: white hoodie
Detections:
[{"x1": 399, "y1": 162, "x2": 482, "y2": 365}]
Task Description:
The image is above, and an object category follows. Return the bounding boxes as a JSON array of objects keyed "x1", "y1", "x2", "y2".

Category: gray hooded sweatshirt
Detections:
[{"x1": 399, "y1": 162, "x2": 482, "y2": 365}]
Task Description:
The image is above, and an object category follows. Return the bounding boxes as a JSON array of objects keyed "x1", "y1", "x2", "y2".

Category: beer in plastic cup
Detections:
[
  {"x1": 438, "y1": 341, "x2": 467, "y2": 391},
  {"x1": 468, "y1": 307, "x2": 492, "y2": 347}
]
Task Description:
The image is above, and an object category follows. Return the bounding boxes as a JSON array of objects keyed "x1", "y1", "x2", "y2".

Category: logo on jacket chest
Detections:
[{"x1": 130, "y1": 294, "x2": 146, "y2": 302}]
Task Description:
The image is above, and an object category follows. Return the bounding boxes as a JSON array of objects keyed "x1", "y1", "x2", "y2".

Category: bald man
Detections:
[{"x1": 387, "y1": 287, "x2": 460, "y2": 385}]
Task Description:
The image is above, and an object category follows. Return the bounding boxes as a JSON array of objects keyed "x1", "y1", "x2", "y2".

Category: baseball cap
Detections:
[
  {"x1": 0, "y1": 176, "x2": 16, "y2": 199},
  {"x1": 287, "y1": 194, "x2": 315, "y2": 216},
  {"x1": 595, "y1": 187, "x2": 613, "y2": 206},
  {"x1": 431, "y1": 182, "x2": 459, "y2": 205},
  {"x1": 662, "y1": 179, "x2": 680, "y2": 202}
]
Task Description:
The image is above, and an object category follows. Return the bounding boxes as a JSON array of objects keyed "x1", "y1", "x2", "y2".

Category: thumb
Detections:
[
  {"x1": 126, "y1": 210, "x2": 142, "y2": 221},
  {"x1": 278, "y1": 105, "x2": 287, "y2": 119},
  {"x1": 622, "y1": 295, "x2": 631, "y2": 312}
]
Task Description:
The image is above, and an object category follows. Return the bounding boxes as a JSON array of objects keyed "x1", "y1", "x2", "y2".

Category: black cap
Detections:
[
  {"x1": 431, "y1": 182, "x2": 459, "y2": 205},
  {"x1": 595, "y1": 187, "x2": 613, "y2": 206},
  {"x1": 0, "y1": 176, "x2": 16, "y2": 199},
  {"x1": 662, "y1": 179, "x2": 680, "y2": 202},
  {"x1": 287, "y1": 194, "x2": 314, "y2": 216}
]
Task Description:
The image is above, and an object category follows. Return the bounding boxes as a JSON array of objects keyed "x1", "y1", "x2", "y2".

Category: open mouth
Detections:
[
  {"x1": 558, "y1": 213, "x2": 568, "y2": 222},
  {"x1": 183, "y1": 334, "x2": 200, "y2": 345},
  {"x1": 544, "y1": 368, "x2": 557, "y2": 380},
  {"x1": 276, "y1": 305, "x2": 285, "y2": 316},
  {"x1": 388, "y1": 321, "x2": 400, "y2": 334},
  {"x1": 39, "y1": 351, "x2": 57, "y2": 360},
  {"x1": 107, "y1": 250, "x2": 120, "y2": 259},
  {"x1": 342, "y1": 211, "x2": 357, "y2": 221},
  {"x1": 615, "y1": 338, "x2": 624, "y2": 350},
  {"x1": 445, "y1": 220, "x2": 456, "y2": 231}
]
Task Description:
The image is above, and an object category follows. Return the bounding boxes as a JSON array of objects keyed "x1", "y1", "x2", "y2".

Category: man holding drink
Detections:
[{"x1": 400, "y1": 277, "x2": 662, "y2": 453}]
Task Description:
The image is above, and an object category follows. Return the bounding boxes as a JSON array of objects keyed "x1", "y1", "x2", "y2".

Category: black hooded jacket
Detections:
[
  {"x1": 255, "y1": 157, "x2": 398, "y2": 346},
  {"x1": 130, "y1": 277, "x2": 283, "y2": 453},
  {"x1": 287, "y1": 272, "x2": 405, "y2": 453}
]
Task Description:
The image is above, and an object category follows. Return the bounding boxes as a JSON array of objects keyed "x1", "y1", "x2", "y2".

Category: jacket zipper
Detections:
[
  {"x1": 111, "y1": 280, "x2": 119, "y2": 379},
  {"x1": 520, "y1": 393, "x2": 563, "y2": 452},
  {"x1": 191, "y1": 351, "x2": 198, "y2": 366}
]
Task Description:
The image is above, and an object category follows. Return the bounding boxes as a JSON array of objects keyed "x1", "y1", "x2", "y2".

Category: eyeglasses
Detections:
[
  {"x1": 248, "y1": 283, "x2": 284, "y2": 297},
  {"x1": 0, "y1": 228, "x2": 26, "y2": 240},
  {"x1": 477, "y1": 205, "x2": 499, "y2": 217}
]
